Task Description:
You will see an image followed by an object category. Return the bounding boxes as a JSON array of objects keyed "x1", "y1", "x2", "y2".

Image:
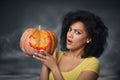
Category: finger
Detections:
[
  {"x1": 42, "y1": 50, "x2": 50, "y2": 56},
  {"x1": 53, "y1": 48, "x2": 57, "y2": 58},
  {"x1": 39, "y1": 50, "x2": 44, "y2": 55},
  {"x1": 34, "y1": 53, "x2": 46, "y2": 59},
  {"x1": 33, "y1": 55, "x2": 46, "y2": 62}
]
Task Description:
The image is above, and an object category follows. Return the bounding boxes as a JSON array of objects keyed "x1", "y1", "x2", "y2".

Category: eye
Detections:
[{"x1": 75, "y1": 30, "x2": 81, "y2": 35}]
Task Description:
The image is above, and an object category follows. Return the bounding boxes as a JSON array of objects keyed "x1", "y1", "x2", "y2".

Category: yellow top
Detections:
[{"x1": 49, "y1": 51, "x2": 100, "y2": 80}]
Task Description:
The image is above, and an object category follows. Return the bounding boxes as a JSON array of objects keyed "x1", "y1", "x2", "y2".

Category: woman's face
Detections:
[{"x1": 66, "y1": 21, "x2": 91, "y2": 51}]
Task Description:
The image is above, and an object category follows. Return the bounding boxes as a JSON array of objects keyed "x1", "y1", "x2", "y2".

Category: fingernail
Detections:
[
  {"x1": 33, "y1": 55, "x2": 35, "y2": 57},
  {"x1": 40, "y1": 49, "x2": 44, "y2": 51},
  {"x1": 41, "y1": 49, "x2": 44, "y2": 50},
  {"x1": 34, "y1": 53, "x2": 37, "y2": 55}
]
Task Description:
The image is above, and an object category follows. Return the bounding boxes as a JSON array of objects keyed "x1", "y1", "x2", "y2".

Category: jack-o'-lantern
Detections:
[{"x1": 20, "y1": 25, "x2": 57, "y2": 56}]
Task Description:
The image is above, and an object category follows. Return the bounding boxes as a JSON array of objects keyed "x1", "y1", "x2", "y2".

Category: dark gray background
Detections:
[{"x1": 0, "y1": 0, "x2": 120, "y2": 80}]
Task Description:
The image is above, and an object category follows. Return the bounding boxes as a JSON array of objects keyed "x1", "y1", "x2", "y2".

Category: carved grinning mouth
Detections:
[{"x1": 28, "y1": 35, "x2": 50, "y2": 50}]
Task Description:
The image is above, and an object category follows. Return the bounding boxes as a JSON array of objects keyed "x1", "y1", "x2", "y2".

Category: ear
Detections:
[{"x1": 86, "y1": 37, "x2": 92, "y2": 43}]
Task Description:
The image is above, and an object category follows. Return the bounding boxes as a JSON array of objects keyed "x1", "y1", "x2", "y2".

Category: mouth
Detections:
[{"x1": 67, "y1": 39, "x2": 73, "y2": 45}]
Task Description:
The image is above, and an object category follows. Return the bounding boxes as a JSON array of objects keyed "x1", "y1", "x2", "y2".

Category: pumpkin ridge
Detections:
[
  {"x1": 24, "y1": 29, "x2": 32, "y2": 53},
  {"x1": 47, "y1": 30, "x2": 56, "y2": 54},
  {"x1": 51, "y1": 31, "x2": 57, "y2": 48},
  {"x1": 52, "y1": 31, "x2": 57, "y2": 53},
  {"x1": 20, "y1": 28, "x2": 33, "y2": 55},
  {"x1": 45, "y1": 30, "x2": 52, "y2": 54}
]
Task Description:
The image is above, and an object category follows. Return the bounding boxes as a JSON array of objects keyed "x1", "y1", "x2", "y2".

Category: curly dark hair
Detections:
[{"x1": 60, "y1": 10, "x2": 108, "y2": 58}]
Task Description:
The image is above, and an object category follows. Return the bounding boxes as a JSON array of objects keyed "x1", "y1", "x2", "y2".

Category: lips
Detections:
[{"x1": 67, "y1": 39, "x2": 73, "y2": 45}]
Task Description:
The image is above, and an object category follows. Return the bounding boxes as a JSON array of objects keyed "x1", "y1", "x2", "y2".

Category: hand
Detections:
[{"x1": 33, "y1": 49, "x2": 57, "y2": 70}]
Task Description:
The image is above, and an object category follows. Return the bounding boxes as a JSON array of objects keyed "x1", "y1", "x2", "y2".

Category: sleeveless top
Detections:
[{"x1": 49, "y1": 51, "x2": 100, "y2": 80}]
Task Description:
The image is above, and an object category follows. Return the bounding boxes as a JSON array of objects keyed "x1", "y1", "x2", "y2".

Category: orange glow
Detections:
[{"x1": 28, "y1": 34, "x2": 51, "y2": 50}]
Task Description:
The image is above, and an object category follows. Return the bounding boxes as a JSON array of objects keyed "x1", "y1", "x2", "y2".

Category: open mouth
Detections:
[{"x1": 67, "y1": 39, "x2": 73, "y2": 45}]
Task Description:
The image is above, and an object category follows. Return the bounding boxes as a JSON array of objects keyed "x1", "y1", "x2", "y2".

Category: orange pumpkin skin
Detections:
[{"x1": 20, "y1": 28, "x2": 57, "y2": 56}]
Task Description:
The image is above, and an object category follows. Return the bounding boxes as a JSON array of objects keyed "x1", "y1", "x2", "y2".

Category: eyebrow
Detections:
[
  {"x1": 70, "y1": 27, "x2": 83, "y2": 32},
  {"x1": 70, "y1": 27, "x2": 84, "y2": 33}
]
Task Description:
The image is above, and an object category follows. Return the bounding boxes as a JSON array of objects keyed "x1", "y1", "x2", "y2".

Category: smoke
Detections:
[
  {"x1": 0, "y1": 0, "x2": 120, "y2": 80},
  {"x1": 0, "y1": 24, "x2": 41, "y2": 80},
  {"x1": 98, "y1": 11, "x2": 120, "y2": 80}
]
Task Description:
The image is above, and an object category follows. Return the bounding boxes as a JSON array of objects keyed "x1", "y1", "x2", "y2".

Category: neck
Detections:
[{"x1": 65, "y1": 48, "x2": 85, "y2": 58}]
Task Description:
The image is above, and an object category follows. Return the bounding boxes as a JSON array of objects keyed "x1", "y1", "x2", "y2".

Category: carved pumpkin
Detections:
[{"x1": 20, "y1": 26, "x2": 57, "y2": 56}]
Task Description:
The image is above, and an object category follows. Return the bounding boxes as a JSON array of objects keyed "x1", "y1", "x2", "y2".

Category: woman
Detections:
[{"x1": 33, "y1": 10, "x2": 108, "y2": 80}]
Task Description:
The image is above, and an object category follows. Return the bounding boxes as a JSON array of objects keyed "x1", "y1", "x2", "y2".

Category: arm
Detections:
[
  {"x1": 50, "y1": 63, "x2": 64, "y2": 80},
  {"x1": 33, "y1": 53, "x2": 50, "y2": 80},
  {"x1": 77, "y1": 71, "x2": 98, "y2": 80},
  {"x1": 40, "y1": 64, "x2": 49, "y2": 80}
]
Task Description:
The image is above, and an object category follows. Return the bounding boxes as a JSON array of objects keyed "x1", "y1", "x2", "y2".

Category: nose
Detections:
[{"x1": 67, "y1": 31, "x2": 73, "y2": 38}]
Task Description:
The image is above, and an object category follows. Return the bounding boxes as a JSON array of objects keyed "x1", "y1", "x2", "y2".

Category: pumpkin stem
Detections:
[{"x1": 38, "y1": 25, "x2": 41, "y2": 30}]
